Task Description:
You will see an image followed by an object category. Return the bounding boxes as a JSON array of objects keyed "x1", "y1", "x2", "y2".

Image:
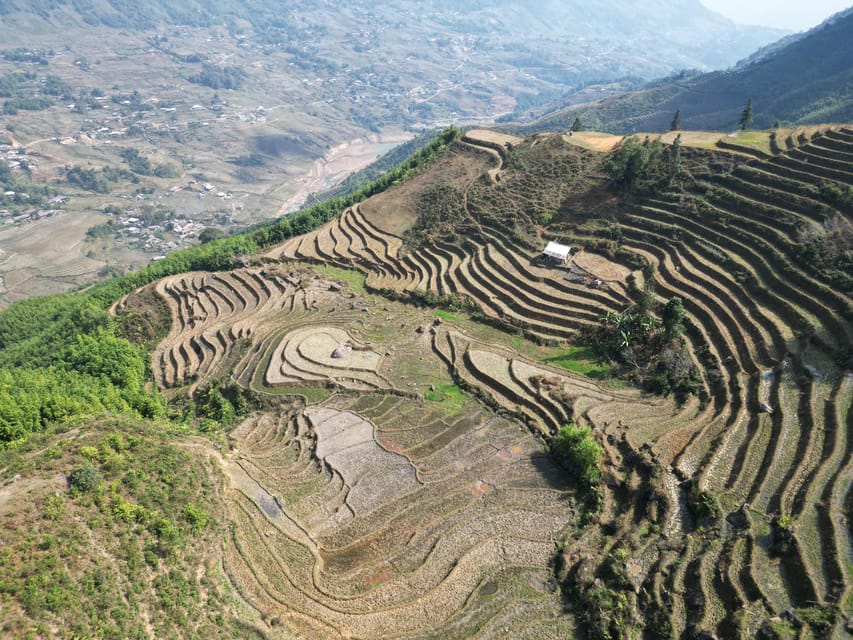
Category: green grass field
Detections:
[
  {"x1": 425, "y1": 382, "x2": 468, "y2": 413},
  {"x1": 543, "y1": 346, "x2": 610, "y2": 379}
]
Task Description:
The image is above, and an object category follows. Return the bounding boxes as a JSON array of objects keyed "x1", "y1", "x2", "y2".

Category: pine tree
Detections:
[
  {"x1": 667, "y1": 133, "x2": 682, "y2": 178},
  {"x1": 571, "y1": 117, "x2": 582, "y2": 132},
  {"x1": 739, "y1": 98, "x2": 753, "y2": 130},
  {"x1": 670, "y1": 109, "x2": 681, "y2": 131}
]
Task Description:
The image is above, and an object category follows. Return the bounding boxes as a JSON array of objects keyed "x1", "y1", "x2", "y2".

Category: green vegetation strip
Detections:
[
  {"x1": 310, "y1": 264, "x2": 367, "y2": 295},
  {"x1": 433, "y1": 309, "x2": 460, "y2": 322}
]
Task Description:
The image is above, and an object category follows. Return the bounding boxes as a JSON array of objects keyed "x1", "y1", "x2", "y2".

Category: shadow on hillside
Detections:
[{"x1": 529, "y1": 450, "x2": 573, "y2": 492}]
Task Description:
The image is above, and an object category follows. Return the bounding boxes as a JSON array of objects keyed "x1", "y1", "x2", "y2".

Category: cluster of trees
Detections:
[
  {"x1": 42, "y1": 75, "x2": 73, "y2": 100},
  {"x1": 1, "y1": 48, "x2": 51, "y2": 65},
  {"x1": 120, "y1": 147, "x2": 153, "y2": 175},
  {"x1": 0, "y1": 299, "x2": 163, "y2": 445},
  {"x1": 585, "y1": 269, "x2": 701, "y2": 401},
  {"x1": 118, "y1": 147, "x2": 179, "y2": 178},
  {"x1": 0, "y1": 155, "x2": 56, "y2": 209},
  {"x1": 66, "y1": 165, "x2": 138, "y2": 193},
  {"x1": 66, "y1": 166, "x2": 110, "y2": 193},
  {"x1": 188, "y1": 64, "x2": 246, "y2": 90},
  {"x1": 110, "y1": 90, "x2": 145, "y2": 108},
  {"x1": 552, "y1": 422, "x2": 602, "y2": 488},
  {"x1": 605, "y1": 135, "x2": 682, "y2": 192},
  {"x1": 0, "y1": 71, "x2": 80, "y2": 114},
  {"x1": 3, "y1": 96, "x2": 52, "y2": 115},
  {"x1": 0, "y1": 70, "x2": 35, "y2": 97},
  {"x1": 191, "y1": 381, "x2": 257, "y2": 431}
]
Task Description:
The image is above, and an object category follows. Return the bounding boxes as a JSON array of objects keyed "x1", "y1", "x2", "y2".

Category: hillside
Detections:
[
  {"x1": 0, "y1": 124, "x2": 851, "y2": 638},
  {"x1": 0, "y1": 0, "x2": 786, "y2": 304},
  {"x1": 521, "y1": 8, "x2": 853, "y2": 133},
  {"x1": 0, "y1": 0, "x2": 785, "y2": 75}
]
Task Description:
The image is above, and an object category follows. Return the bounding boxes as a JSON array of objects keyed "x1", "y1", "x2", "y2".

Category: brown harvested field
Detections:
[
  {"x1": 0, "y1": 210, "x2": 110, "y2": 305},
  {"x1": 463, "y1": 129, "x2": 524, "y2": 148},
  {"x1": 262, "y1": 127, "x2": 853, "y2": 636},
  {"x1": 117, "y1": 241, "x2": 645, "y2": 636},
  {"x1": 265, "y1": 326, "x2": 390, "y2": 391},
  {"x1": 571, "y1": 250, "x2": 632, "y2": 283},
  {"x1": 220, "y1": 397, "x2": 575, "y2": 638},
  {"x1": 128, "y1": 260, "x2": 586, "y2": 637},
  {"x1": 563, "y1": 131, "x2": 624, "y2": 151},
  {"x1": 108, "y1": 126, "x2": 853, "y2": 637}
]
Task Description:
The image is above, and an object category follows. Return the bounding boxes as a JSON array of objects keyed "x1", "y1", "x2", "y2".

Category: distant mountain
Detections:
[
  {"x1": 0, "y1": 0, "x2": 785, "y2": 85},
  {"x1": 520, "y1": 8, "x2": 853, "y2": 133}
]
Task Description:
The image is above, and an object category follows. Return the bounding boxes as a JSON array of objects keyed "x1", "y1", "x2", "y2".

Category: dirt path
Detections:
[{"x1": 457, "y1": 133, "x2": 514, "y2": 232}]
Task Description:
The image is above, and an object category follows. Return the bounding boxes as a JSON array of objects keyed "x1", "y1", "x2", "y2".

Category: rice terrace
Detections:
[
  {"x1": 1, "y1": 0, "x2": 853, "y2": 637},
  {"x1": 61, "y1": 125, "x2": 845, "y2": 638}
]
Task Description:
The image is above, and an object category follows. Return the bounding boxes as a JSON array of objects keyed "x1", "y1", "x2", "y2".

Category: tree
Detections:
[
  {"x1": 639, "y1": 263, "x2": 657, "y2": 315},
  {"x1": 739, "y1": 98, "x2": 753, "y2": 130},
  {"x1": 198, "y1": 227, "x2": 226, "y2": 243},
  {"x1": 571, "y1": 117, "x2": 582, "y2": 132},
  {"x1": 670, "y1": 109, "x2": 681, "y2": 131},
  {"x1": 662, "y1": 297, "x2": 685, "y2": 340},
  {"x1": 665, "y1": 134, "x2": 683, "y2": 180}
]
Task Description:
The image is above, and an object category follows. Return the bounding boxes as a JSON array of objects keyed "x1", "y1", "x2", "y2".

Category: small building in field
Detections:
[{"x1": 541, "y1": 241, "x2": 572, "y2": 264}]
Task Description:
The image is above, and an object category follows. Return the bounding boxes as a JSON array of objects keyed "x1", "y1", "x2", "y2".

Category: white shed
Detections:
[{"x1": 542, "y1": 241, "x2": 572, "y2": 264}]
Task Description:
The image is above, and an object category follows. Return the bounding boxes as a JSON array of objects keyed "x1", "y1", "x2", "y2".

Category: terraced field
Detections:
[
  {"x1": 266, "y1": 136, "x2": 630, "y2": 347},
  {"x1": 123, "y1": 243, "x2": 688, "y2": 637},
  {"x1": 607, "y1": 128, "x2": 853, "y2": 636},
  {"x1": 118, "y1": 127, "x2": 852, "y2": 637}
]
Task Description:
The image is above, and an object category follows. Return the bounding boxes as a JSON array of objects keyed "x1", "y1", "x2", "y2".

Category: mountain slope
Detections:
[
  {"x1": 0, "y1": 123, "x2": 851, "y2": 637},
  {"x1": 522, "y1": 8, "x2": 853, "y2": 133},
  {"x1": 0, "y1": 0, "x2": 787, "y2": 301},
  {"x1": 1, "y1": 0, "x2": 785, "y2": 81}
]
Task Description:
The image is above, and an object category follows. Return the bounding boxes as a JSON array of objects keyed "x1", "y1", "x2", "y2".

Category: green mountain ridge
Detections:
[{"x1": 520, "y1": 8, "x2": 853, "y2": 133}]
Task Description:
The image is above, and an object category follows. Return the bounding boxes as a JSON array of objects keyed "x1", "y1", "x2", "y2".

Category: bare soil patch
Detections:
[
  {"x1": 464, "y1": 129, "x2": 523, "y2": 148},
  {"x1": 572, "y1": 251, "x2": 632, "y2": 283},
  {"x1": 307, "y1": 407, "x2": 420, "y2": 517},
  {"x1": 563, "y1": 131, "x2": 624, "y2": 152}
]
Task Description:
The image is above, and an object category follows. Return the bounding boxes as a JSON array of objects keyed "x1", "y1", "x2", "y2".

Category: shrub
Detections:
[
  {"x1": 553, "y1": 423, "x2": 602, "y2": 487},
  {"x1": 183, "y1": 503, "x2": 209, "y2": 534},
  {"x1": 67, "y1": 464, "x2": 100, "y2": 492},
  {"x1": 796, "y1": 604, "x2": 838, "y2": 633}
]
